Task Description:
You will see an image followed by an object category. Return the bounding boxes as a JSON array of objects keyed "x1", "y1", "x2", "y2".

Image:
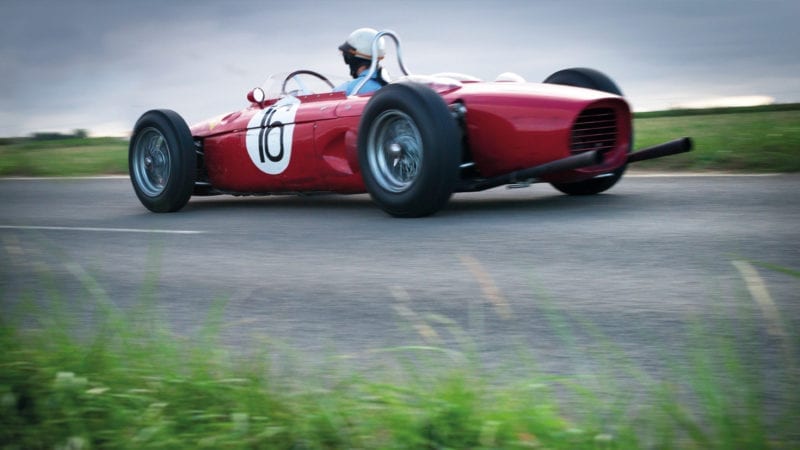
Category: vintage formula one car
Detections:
[{"x1": 129, "y1": 30, "x2": 692, "y2": 217}]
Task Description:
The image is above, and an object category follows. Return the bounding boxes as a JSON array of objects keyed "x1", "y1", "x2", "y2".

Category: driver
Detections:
[{"x1": 335, "y1": 28, "x2": 388, "y2": 95}]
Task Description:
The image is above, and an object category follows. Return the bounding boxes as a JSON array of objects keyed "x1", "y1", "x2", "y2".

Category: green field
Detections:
[
  {"x1": 0, "y1": 137, "x2": 128, "y2": 177},
  {"x1": 1, "y1": 104, "x2": 798, "y2": 177},
  {"x1": 633, "y1": 104, "x2": 800, "y2": 172}
]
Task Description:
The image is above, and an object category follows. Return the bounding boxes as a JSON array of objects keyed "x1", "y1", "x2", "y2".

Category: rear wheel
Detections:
[
  {"x1": 358, "y1": 83, "x2": 461, "y2": 217},
  {"x1": 544, "y1": 68, "x2": 629, "y2": 195},
  {"x1": 129, "y1": 109, "x2": 196, "y2": 212}
]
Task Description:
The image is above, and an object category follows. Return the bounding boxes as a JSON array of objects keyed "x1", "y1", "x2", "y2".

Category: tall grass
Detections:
[{"x1": 1, "y1": 261, "x2": 798, "y2": 449}]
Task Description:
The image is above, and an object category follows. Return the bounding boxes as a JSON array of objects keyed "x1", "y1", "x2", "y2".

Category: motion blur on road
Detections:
[{"x1": 1, "y1": 175, "x2": 798, "y2": 399}]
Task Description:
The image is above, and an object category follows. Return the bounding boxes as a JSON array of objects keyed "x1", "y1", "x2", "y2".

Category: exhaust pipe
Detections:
[
  {"x1": 627, "y1": 137, "x2": 693, "y2": 164},
  {"x1": 457, "y1": 136, "x2": 692, "y2": 192},
  {"x1": 459, "y1": 149, "x2": 604, "y2": 192}
]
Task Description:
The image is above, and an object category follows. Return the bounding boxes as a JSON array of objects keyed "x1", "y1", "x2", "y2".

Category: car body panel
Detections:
[
  {"x1": 187, "y1": 78, "x2": 631, "y2": 195},
  {"x1": 441, "y1": 83, "x2": 631, "y2": 179}
]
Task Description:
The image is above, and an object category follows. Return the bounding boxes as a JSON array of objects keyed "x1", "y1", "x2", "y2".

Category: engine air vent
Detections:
[{"x1": 570, "y1": 108, "x2": 617, "y2": 154}]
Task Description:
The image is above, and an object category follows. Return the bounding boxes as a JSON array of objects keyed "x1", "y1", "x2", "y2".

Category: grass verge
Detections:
[
  {"x1": 1, "y1": 261, "x2": 798, "y2": 449},
  {"x1": 0, "y1": 138, "x2": 128, "y2": 177},
  {"x1": 633, "y1": 105, "x2": 800, "y2": 172}
]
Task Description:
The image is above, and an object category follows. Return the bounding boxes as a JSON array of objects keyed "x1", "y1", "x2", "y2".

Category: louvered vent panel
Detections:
[{"x1": 570, "y1": 108, "x2": 617, "y2": 154}]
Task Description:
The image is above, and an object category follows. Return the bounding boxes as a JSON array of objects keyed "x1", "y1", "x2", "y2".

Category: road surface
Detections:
[{"x1": 1, "y1": 174, "x2": 798, "y2": 389}]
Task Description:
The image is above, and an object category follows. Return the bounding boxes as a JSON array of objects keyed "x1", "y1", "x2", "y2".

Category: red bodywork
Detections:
[{"x1": 189, "y1": 80, "x2": 631, "y2": 194}]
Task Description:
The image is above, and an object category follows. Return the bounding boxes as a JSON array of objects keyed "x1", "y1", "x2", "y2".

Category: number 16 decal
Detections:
[{"x1": 245, "y1": 96, "x2": 300, "y2": 175}]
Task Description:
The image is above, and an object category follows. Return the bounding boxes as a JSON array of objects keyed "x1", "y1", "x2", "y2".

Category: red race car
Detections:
[{"x1": 129, "y1": 30, "x2": 691, "y2": 217}]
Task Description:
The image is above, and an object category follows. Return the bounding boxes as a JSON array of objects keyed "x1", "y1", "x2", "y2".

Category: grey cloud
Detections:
[{"x1": 1, "y1": 0, "x2": 798, "y2": 136}]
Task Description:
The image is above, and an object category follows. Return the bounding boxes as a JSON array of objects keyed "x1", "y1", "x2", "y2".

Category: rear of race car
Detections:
[{"x1": 444, "y1": 82, "x2": 632, "y2": 187}]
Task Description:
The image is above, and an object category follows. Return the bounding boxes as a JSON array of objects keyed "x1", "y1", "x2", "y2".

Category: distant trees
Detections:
[
  {"x1": 30, "y1": 129, "x2": 89, "y2": 141},
  {"x1": 0, "y1": 129, "x2": 92, "y2": 145}
]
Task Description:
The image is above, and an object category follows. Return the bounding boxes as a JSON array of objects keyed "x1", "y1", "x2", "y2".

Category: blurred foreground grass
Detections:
[
  {"x1": 1, "y1": 261, "x2": 798, "y2": 449},
  {"x1": 0, "y1": 104, "x2": 798, "y2": 177}
]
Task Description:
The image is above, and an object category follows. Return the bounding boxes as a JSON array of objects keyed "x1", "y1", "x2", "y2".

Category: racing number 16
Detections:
[
  {"x1": 245, "y1": 97, "x2": 298, "y2": 175},
  {"x1": 258, "y1": 106, "x2": 288, "y2": 164}
]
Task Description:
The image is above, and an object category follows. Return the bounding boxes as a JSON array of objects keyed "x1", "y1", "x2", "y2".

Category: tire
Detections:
[
  {"x1": 129, "y1": 109, "x2": 196, "y2": 212},
  {"x1": 544, "y1": 68, "x2": 630, "y2": 195},
  {"x1": 358, "y1": 83, "x2": 461, "y2": 217}
]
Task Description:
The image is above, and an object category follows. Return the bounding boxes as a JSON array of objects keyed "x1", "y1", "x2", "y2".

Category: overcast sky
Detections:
[{"x1": 1, "y1": 0, "x2": 798, "y2": 137}]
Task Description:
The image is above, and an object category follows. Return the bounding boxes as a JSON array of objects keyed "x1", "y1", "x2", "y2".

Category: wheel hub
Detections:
[
  {"x1": 133, "y1": 127, "x2": 171, "y2": 197},
  {"x1": 367, "y1": 110, "x2": 423, "y2": 193}
]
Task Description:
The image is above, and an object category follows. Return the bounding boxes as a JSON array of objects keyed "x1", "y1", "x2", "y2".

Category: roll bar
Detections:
[{"x1": 351, "y1": 30, "x2": 410, "y2": 95}]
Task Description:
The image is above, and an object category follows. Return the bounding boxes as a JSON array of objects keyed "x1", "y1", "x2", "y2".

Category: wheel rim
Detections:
[
  {"x1": 132, "y1": 127, "x2": 171, "y2": 197},
  {"x1": 366, "y1": 110, "x2": 423, "y2": 193}
]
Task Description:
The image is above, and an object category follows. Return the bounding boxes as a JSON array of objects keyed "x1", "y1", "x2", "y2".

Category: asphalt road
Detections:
[{"x1": 1, "y1": 175, "x2": 798, "y2": 388}]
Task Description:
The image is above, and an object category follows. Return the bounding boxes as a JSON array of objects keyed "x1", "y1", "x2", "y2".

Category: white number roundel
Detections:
[{"x1": 245, "y1": 96, "x2": 300, "y2": 174}]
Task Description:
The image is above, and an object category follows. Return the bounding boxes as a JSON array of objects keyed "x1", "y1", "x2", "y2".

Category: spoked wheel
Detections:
[
  {"x1": 366, "y1": 110, "x2": 424, "y2": 193},
  {"x1": 544, "y1": 67, "x2": 630, "y2": 195},
  {"x1": 129, "y1": 109, "x2": 196, "y2": 212},
  {"x1": 358, "y1": 83, "x2": 461, "y2": 217}
]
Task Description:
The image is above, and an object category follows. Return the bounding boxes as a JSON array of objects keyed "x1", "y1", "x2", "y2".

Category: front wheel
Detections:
[
  {"x1": 544, "y1": 67, "x2": 629, "y2": 195},
  {"x1": 358, "y1": 83, "x2": 461, "y2": 217},
  {"x1": 129, "y1": 109, "x2": 196, "y2": 212}
]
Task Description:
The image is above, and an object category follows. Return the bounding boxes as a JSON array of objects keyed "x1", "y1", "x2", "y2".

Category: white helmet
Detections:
[{"x1": 339, "y1": 28, "x2": 386, "y2": 60}]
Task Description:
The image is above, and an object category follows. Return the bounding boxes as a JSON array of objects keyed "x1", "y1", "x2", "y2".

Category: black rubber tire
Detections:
[
  {"x1": 358, "y1": 83, "x2": 461, "y2": 217},
  {"x1": 544, "y1": 68, "x2": 630, "y2": 195},
  {"x1": 129, "y1": 109, "x2": 196, "y2": 212}
]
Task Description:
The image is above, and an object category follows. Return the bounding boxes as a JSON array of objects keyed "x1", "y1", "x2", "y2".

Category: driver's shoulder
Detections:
[{"x1": 336, "y1": 76, "x2": 382, "y2": 96}]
